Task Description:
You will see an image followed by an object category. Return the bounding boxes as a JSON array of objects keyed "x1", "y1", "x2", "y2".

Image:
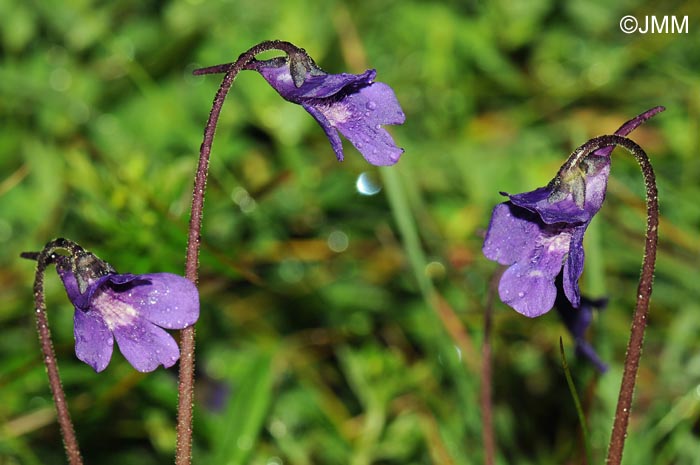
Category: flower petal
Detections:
[
  {"x1": 563, "y1": 227, "x2": 586, "y2": 308},
  {"x1": 303, "y1": 103, "x2": 345, "y2": 161},
  {"x1": 297, "y1": 69, "x2": 376, "y2": 99},
  {"x1": 74, "y1": 309, "x2": 114, "y2": 372},
  {"x1": 252, "y1": 58, "x2": 404, "y2": 165},
  {"x1": 508, "y1": 187, "x2": 593, "y2": 225},
  {"x1": 483, "y1": 202, "x2": 541, "y2": 266},
  {"x1": 499, "y1": 262, "x2": 557, "y2": 317},
  {"x1": 106, "y1": 273, "x2": 200, "y2": 330},
  {"x1": 112, "y1": 318, "x2": 180, "y2": 372},
  {"x1": 330, "y1": 83, "x2": 405, "y2": 165},
  {"x1": 56, "y1": 256, "x2": 89, "y2": 309},
  {"x1": 253, "y1": 59, "x2": 375, "y2": 102},
  {"x1": 498, "y1": 229, "x2": 571, "y2": 317}
]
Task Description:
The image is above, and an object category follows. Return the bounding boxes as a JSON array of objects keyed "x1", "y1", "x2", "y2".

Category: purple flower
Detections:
[
  {"x1": 55, "y1": 250, "x2": 199, "y2": 373},
  {"x1": 249, "y1": 54, "x2": 405, "y2": 166},
  {"x1": 483, "y1": 107, "x2": 663, "y2": 317}
]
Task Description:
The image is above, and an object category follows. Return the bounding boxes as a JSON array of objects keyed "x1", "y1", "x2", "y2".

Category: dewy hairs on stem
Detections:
[{"x1": 177, "y1": 40, "x2": 406, "y2": 465}]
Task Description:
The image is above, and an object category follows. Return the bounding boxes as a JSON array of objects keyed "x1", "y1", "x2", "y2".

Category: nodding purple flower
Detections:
[
  {"x1": 54, "y1": 246, "x2": 199, "y2": 373},
  {"x1": 483, "y1": 107, "x2": 664, "y2": 317},
  {"x1": 248, "y1": 52, "x2": 405, "y2": 166}
]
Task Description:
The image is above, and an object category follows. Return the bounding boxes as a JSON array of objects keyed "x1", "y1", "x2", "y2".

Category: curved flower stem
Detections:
[
  {"x1": 22, "y1": 246, "x2": 84, "y2": 465},
  {"x1": 176, "y1": 40, "x2": 306, "y2": 465},
  {"x1": 561, "y1": 134, "x2": 658, "y2": 465}
]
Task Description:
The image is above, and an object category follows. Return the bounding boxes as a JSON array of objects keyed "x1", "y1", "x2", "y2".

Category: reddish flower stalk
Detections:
[
  {"x1": 598, "y1": 135, "x2": 659, "y2": 465},
  {"x1": 182, "y1": 38, "x2": 406, "y2": 464},
  {"x1": 21, "y1": 242, "x2": 84, "y2": 465},
  {"x1": 550, "y1": 134, "x2": 659, "y2": 464},
  {"x1": 177, "y1": 40, "x2": 307, "y2": 465}
]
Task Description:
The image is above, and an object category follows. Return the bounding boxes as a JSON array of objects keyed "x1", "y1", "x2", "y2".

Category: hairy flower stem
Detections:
[
  {"x1": 560, "y1": 134, "x2": 658, "y2": 465},
  {"x1": 177, "y1": 40, "x2": 306, "y2": 465},
  {"x1": 21, "y1": 241, "x2": 85, "y2": 465}
]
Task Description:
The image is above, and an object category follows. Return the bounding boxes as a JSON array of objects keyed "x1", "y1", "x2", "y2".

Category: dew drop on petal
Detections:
[
  {"x1": 518, "y1": 292, "x2": 525, "y2": 297},
  {"x1": 366, "y1": 101, "x2": 377, "y2": 110}
]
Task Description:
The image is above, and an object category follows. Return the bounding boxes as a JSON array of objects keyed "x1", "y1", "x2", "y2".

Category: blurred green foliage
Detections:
[{"x1": 1, "y1": 0, "x2": 699, "y2": 464}]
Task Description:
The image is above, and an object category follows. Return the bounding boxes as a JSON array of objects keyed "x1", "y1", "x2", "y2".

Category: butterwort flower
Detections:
[
  {"x1": 248, "y1": 51, "x2": 405, "y2": 166},
  {"x1": 54, "y1": 243, "x2": 199, "y2": 372},
  {"x1": 483, "y1": 107, "x2": 664, "y2": 317}
]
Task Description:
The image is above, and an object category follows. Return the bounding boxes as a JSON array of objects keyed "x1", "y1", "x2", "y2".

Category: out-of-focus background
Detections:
[{"x1": 1, "y1": 1, "x2": 698, "y2": 464}]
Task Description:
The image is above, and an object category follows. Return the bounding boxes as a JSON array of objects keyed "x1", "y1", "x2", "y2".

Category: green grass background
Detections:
[{"x1": 1, "y1": 0, "x2": 699, "y2": 464}]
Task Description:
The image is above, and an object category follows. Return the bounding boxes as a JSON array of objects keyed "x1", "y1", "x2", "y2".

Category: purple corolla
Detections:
[
  {"x1": 55, "y1": 248, "x2": 199, "y2": 372},
  {"x1": 483, "y1": 107, "x2": 664, "y2": 317},
  {"x1": 249, "y1": 53, "x2": 405, "y2": 166}
]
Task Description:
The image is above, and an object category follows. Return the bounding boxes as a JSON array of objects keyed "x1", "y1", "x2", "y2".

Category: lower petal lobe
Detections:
[
  {"x1": 74, "y1": 309, "x2": 114, "y2": 372},
  {"x1": 112, "y1": 317, "x2": 180, "y2": 372}
]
